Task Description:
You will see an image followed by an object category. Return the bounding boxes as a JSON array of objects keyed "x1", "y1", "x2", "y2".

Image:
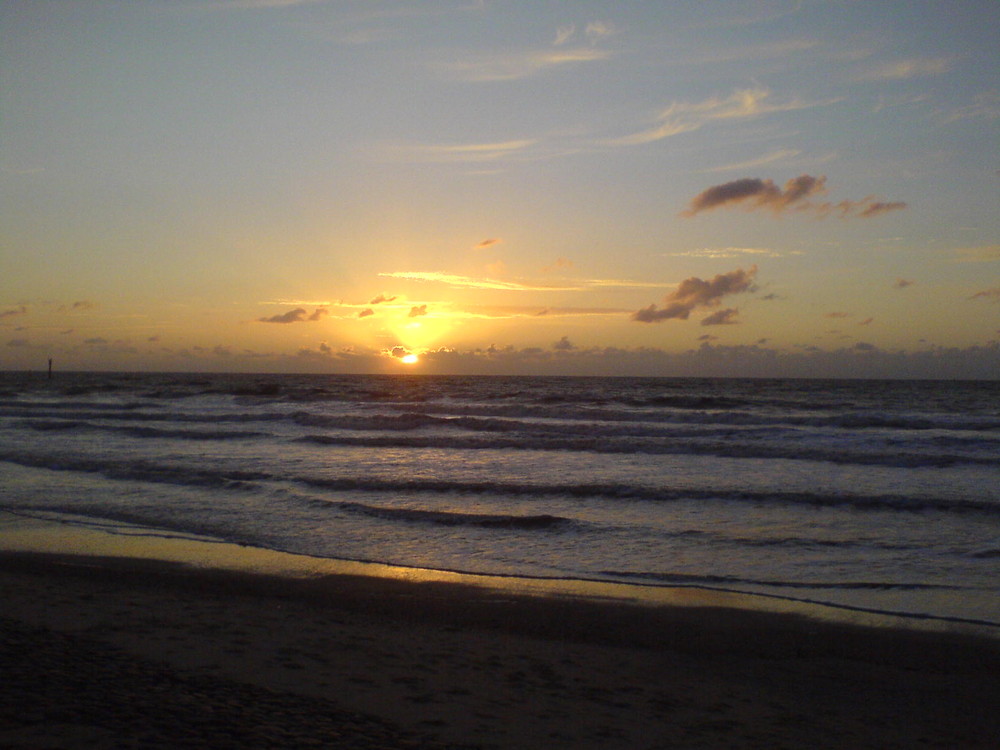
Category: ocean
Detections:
[{"x1": 1, "y1": 372, "x2": 998, "y2": 628}]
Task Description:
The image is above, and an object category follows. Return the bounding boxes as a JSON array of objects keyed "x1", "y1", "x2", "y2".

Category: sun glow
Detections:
[{"x1": 401, "y1": 353, "x2": 419, "y2": 364}]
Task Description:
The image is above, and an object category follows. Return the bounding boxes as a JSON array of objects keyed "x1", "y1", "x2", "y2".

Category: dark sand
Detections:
[{"x1": 1, "y1": 550, "x2": 999, "y2": 749}]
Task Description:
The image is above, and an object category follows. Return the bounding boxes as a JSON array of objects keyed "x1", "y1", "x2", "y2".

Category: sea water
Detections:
[{"x1": 1, "y1": 372, "x2": 997, "y2": 626}]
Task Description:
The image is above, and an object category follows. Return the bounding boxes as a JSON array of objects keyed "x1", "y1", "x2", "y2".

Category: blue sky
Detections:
[{"x1": 2, "y1": 0, "x2": 998, "y2": 376}]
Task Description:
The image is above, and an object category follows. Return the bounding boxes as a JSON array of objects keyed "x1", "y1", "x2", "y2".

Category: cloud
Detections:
[
  {"x1": 610, "y1": 88, "x2": 837, "y2": 146},
  {"x1": 390, "y1": 138, "x2": 538, "y2": 163},
  {"x1": 682, "y1": 175, "x2": 906, "y2": 219},
  {"x1": 664, "y1": 247, "x2": 783, "y2": 259},
  {"x1": 554, "y1": 24, "x2": 575, "y2": 45},
  {"x1": 683, "y1": 175, "x2": 826, "y2": 215},
  {"x1": 552, "y1": 335, "x2": 575, "y2": 351},
  {"x1": 858, "y1": 317, "x2": 874, "y2": 326},
  {"x1": 358, "y1": 308, "x2": 375, "y2": 318},
  {"x1": 435, "y1": 46, "x2": 610, "y2": 83},
  {"x1": 0, "y1": 305, "x2": 27, "y2": 320},
  {"x1": 257, "y1": 307, "x2": 330, "y2": 324},
  {"x1": 408, "y1": 304, "x2": 428, "y2": 317},
  {"x1": 584, "y1": 21, "x2": 615, "y2": 43},
  {"x1": 702, "y1": 149, "x2": 803, "y2": 173},
  {"x1": 701, "y1": 308, "x2": 740, "y2": 326},
  {"x1": 370, "y1": 294, "x2": 397, "y2": 304},
  {"x1": 953, "y1": 245, "x2": 1000, "y2": 262},
  {"x1": 6, "y1": 338, "x2": 30, "y2": 347},
  {"x1": 474, "y1": 238, "x2": 501, "y2": 250},
  {"x1": 824, "y1": 312, "x2": 850, "y2": 319},
  {"x1": 258, "y1": 308, "x2": 307, "y2": 324},
  {"x1": 542, "y1": 257, "x2": 574, "y2": 272},
  {"x1": 855, "y1": 57, "x2": 951, "y2": 81},
  {"x1": 380, "y1": 270, "x2": 581, "y2": 291},
  {"x1": 84, "y1": 337, "x2": 108, "y2": 345},
  {"x1": 632, "y1": 266, "x2": 757, "y2": 323},
  {"x1": 894, "y1": 278, "x2": 915, "y2": 289},
  {"x1": 939, "y1": 92, "x2": 1000, "y2": 124},
  {"x1": 72, "y1": 300, "x2": 99, "y2": 311},
  {"x1": 969, "y1": 287, "x2": 1000, "y2": 301}
]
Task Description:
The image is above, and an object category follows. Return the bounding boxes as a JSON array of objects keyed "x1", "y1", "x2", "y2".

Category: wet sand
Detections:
[{"x1": 2, "y1": 549, "x2": 999, "y2": 749}]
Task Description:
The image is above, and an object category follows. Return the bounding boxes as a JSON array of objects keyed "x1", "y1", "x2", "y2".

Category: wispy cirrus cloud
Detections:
[
  {"x1": 434, "y1": 46, "x2": 610, "y2": 83},
  {"x1": 384, "y1": 138, "x2": 537, "y2": 164},
  {"x1": 854, "y1": 57, "x2": 951, "y2": 82},
  {"x1": 701, "y1": 148, "x2": 802, "y2": 173},
  {"x1": 380, "y1": 271, "x2": 580, "y2": 291},
  {"x1": 609, "y1": 88, "x2": 838, "y2": 146},
  {"x1": 952, "y1": 245, "x2": 1000, "y2": 262},
  {"x1": 682, "y1": 175, "x2": 907, "y2": 218},
  {"x1": 380, "y1": 270, "x2": 677, "y2": 292},
  {"x1": 664, "y1": 247, "x2": 787, "y2": 259}
]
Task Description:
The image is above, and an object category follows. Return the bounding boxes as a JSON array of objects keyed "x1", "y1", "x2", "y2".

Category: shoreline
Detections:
[
  {"x1": 3, "y1": 516, "x2": 1000, "y2": 747},
  {"x1": 2, "y1": 508, "x2": 997, "y2": 638}
]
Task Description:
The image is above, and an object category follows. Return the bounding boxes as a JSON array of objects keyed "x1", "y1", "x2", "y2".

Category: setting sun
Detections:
[{"x1": 401, "y1": 354, "x2": 419, "y2": 365}]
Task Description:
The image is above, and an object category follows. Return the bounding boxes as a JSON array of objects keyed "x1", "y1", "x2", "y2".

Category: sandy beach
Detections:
[{"x1": 2, "y1": 547, "x2": 999, "y2": 750}]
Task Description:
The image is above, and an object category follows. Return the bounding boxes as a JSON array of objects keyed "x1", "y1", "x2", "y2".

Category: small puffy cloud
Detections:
[
  {"x1": 858, "y1": 201, "x2": 907, "y2": 218},
  {"x1": 257, "y1": 307, "x2": 327, "y2": 324},
  {"x1": 894, "y1": 278, "x2": 915, "y2": 289},
  {"x1": 701, "y1": 308, "x2": 740, "y2": 326},
  {"x1": 0, "y1": 305, "x2": 27, "y2": 320},
  {"x1": 683, "y1": 175, "x2": 825, "y2": 216},
  {"x1": 319, "y1": 342, "x2": 332, "y2": 354},
  {"x1": 7, "y1": 338, "x2": 30, "y2": 347},
  {"x1": 408, "y1": 304, "x2": 428, "y2": 318},
  {"x1": 389, "y1": 346, "x2": 410, "y2": 359},
  {"x1": 84, "y1": 337, "x2": 108, "y2": 345},
  {"x1": 632, "y1": 266, "x2": 757, "y2": 323},
  {"x1": 258, "y1": 308, "x2": 307, "y2": 324},
  {"x1": 72, "y1": 300, "x2": 98, "y2": 311},
  {"x1": 542, "y1": 257, "x2": 574, "y2": 272},
  {"x1": 824, "y1": 312, "x2": 850, "y2": 319},
  {"x1": 370, "y1": 294, "x2": 397, "y2": 304},
  {"x1": 358, "y1": 308, "x2": 375, "y2": 318},
  {"x1": 552, "y1": 335, "x2": 576, "y2": 351},
  {"x1": 969, "y1": 287, "x2": 1000, "y2": 301},
  {"x1": 474, "y1": 238, "x2": 501, "y2": 250},
  {"x1": 682, "y1": 175, "x2": 906, "y2": 219},
  {"x1": 858, "y1": 317, "x2": 875, "y2": 326}
]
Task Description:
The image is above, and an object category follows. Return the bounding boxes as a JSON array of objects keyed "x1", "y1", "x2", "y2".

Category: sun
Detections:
[{"x1": 401, "y1": 353, "x2": 419, "y2": 364}]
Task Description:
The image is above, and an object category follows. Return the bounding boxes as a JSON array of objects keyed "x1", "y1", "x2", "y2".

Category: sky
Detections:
[{"x1": 2, "y1": 0, "x2": 998, "y2": 378}]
